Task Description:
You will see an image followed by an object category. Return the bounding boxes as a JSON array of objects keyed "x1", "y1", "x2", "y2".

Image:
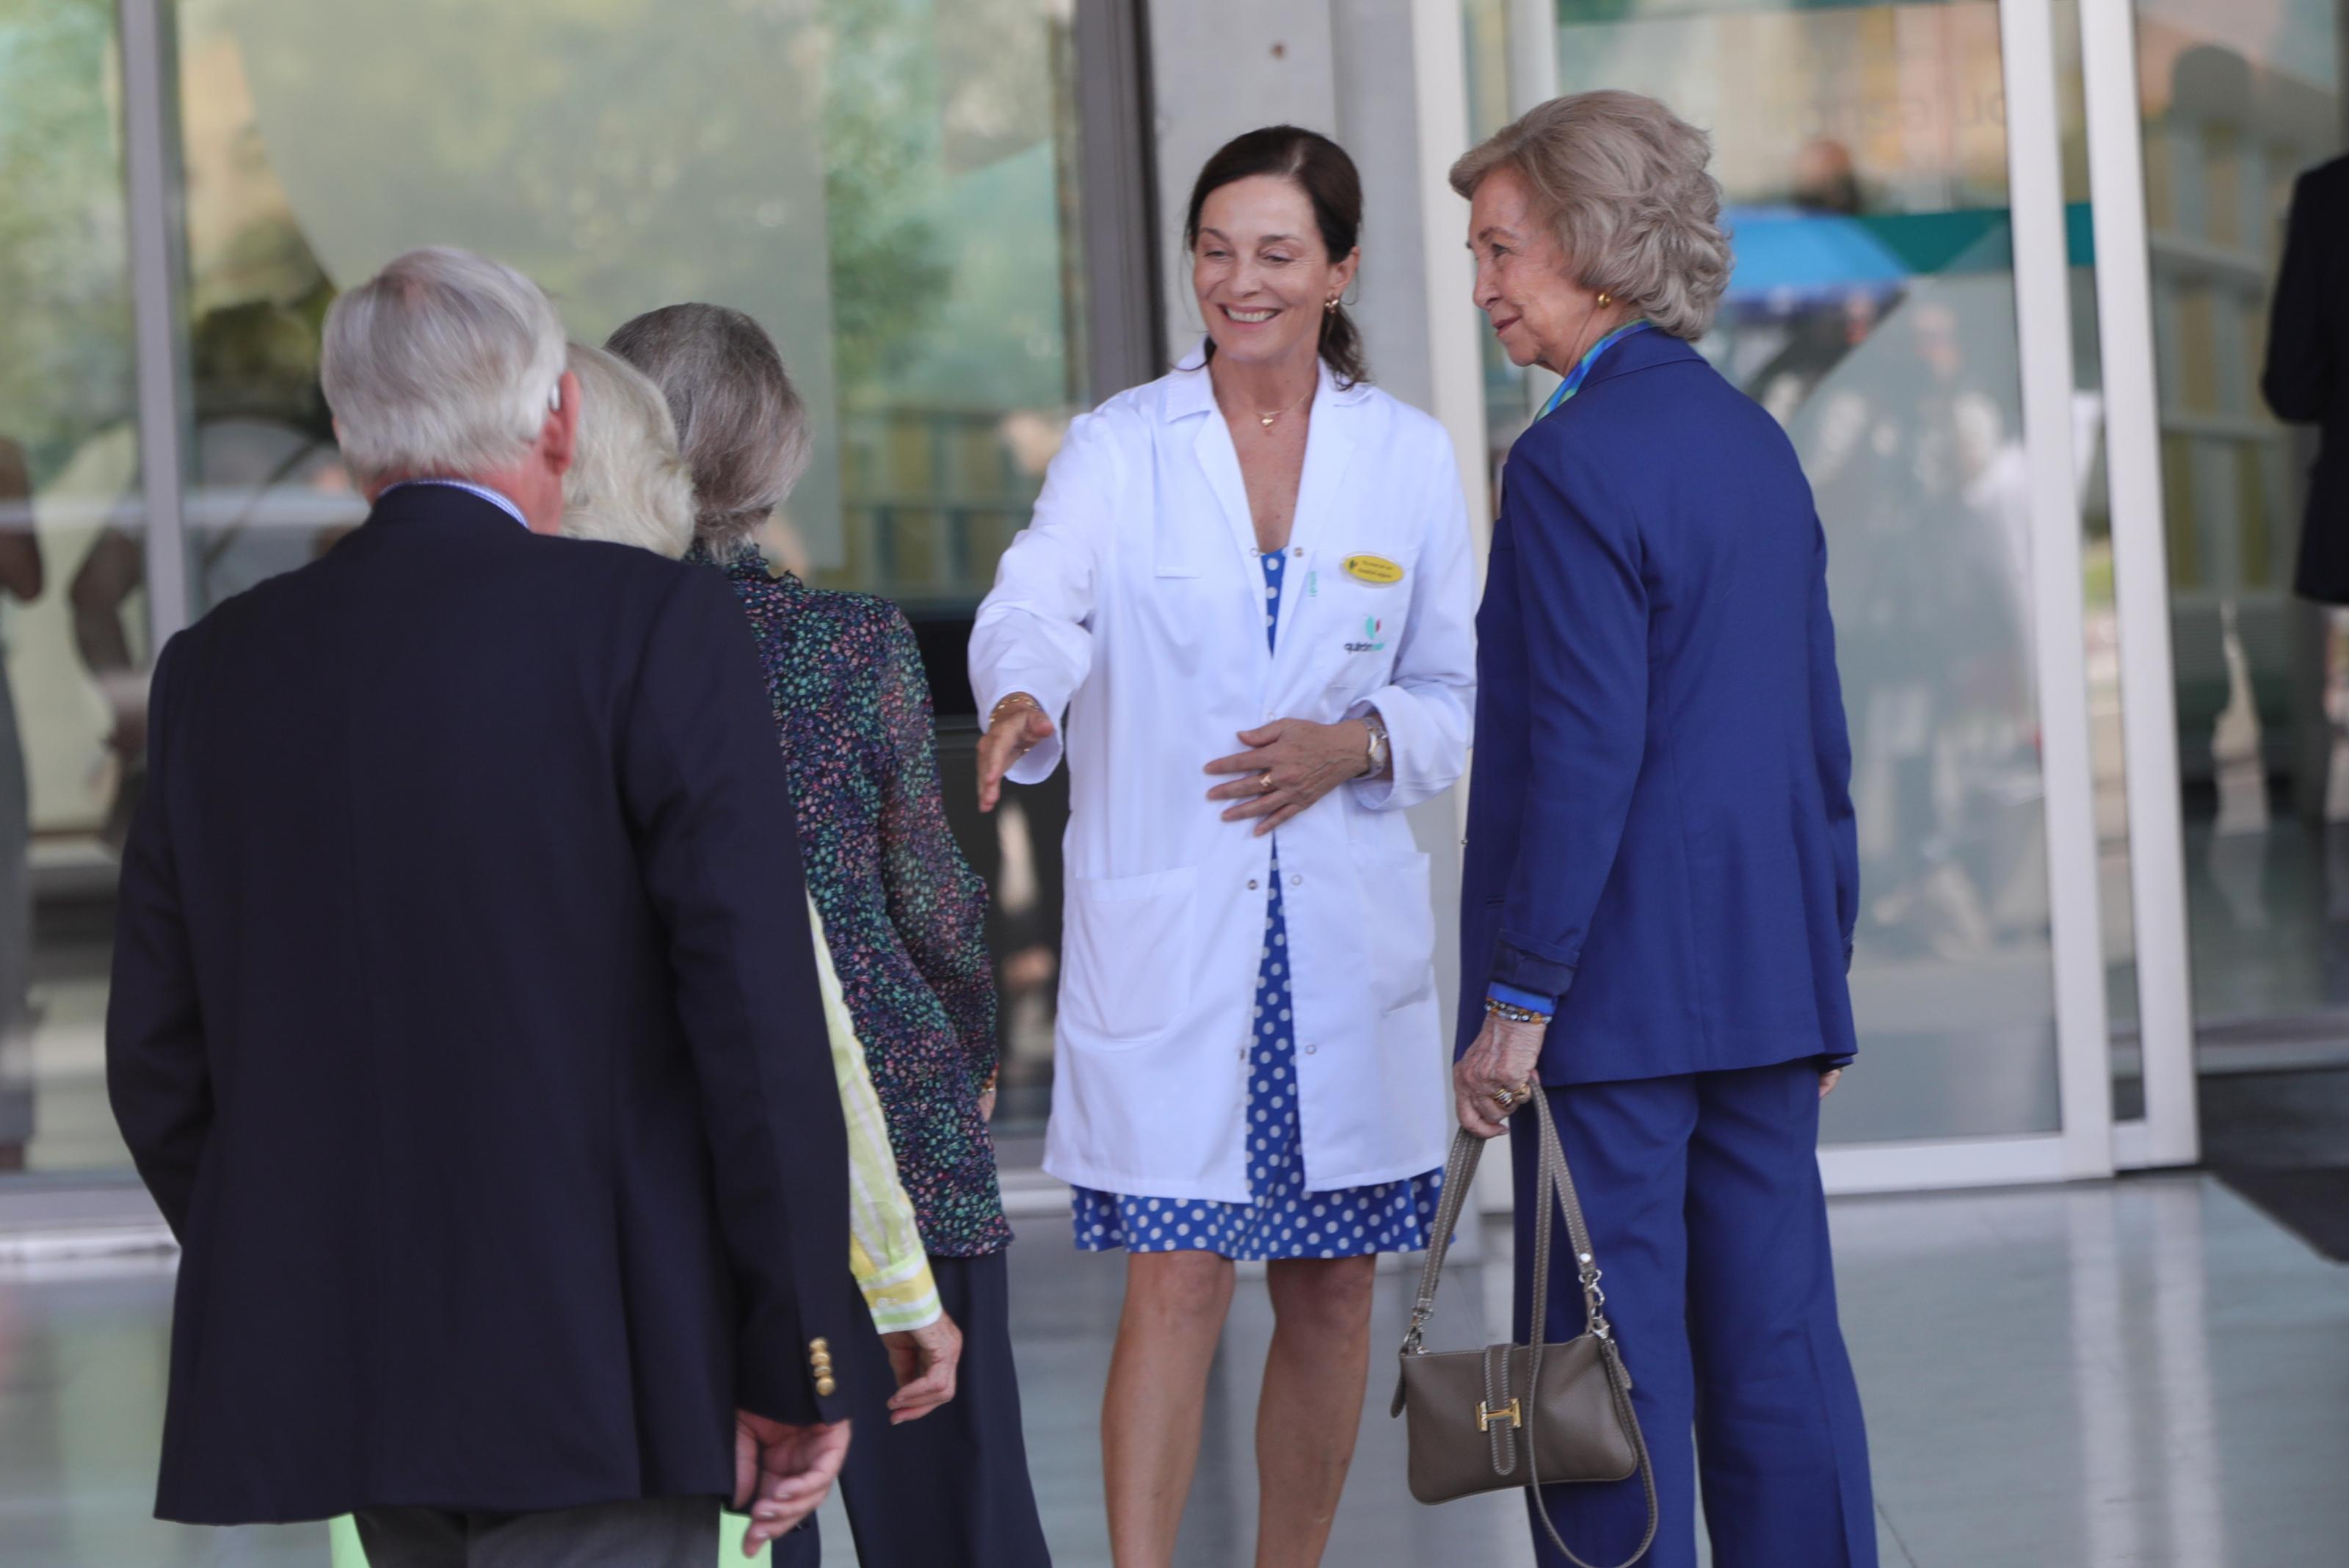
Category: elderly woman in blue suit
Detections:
[{"x1": 1448, "y1": 92, "x2": 1876, "y2": 1568}]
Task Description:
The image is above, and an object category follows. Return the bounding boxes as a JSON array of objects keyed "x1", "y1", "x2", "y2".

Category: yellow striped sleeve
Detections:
[{"x1": 807, "y1": 900, "x2": 940, "y2": 1334}]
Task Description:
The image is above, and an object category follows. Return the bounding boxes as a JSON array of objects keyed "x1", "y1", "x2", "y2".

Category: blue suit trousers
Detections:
[{"x1": 1512, "y1": 1061, "x2": 1875, "y2": 1568}]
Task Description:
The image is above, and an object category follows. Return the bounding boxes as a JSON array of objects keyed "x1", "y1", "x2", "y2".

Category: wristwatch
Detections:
[{"x1": 1359, "y1": 709, "x2": 1391, "y2": 779}]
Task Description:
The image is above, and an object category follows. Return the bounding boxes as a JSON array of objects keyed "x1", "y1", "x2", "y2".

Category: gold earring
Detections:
[
  {"x1": 1597, "y1": 291, "x2": 1612, "y2": 306},
  {"x1": 1326, "y1": 294, "x2": 1341, "y2": 308}
]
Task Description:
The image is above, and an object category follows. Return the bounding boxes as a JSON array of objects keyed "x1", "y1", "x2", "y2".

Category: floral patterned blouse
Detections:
[{"x1": 694, "y1": 545, "x2": 1010, "y2": 1257}]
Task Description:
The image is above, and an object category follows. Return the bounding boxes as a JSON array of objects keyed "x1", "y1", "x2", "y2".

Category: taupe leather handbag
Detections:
[{"x1": 1391, "y1": 1091, "x2": 1658, "y2": 1567}]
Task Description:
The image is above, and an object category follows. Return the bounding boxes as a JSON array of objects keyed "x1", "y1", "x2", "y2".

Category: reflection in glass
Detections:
[
  {"x1": 170, "y1": 0, "x2": 1086, "y2": 612},
  {"x1": 0, "y1": 443, "x2": 43, "y2": 1174},
  {"x1": 1461, "y1": 0, "x2": 1540, "y2": 473},
  {"x1": 163, "y1": 0, "x2": 1089, "y2": 1134},
  {"x1": 1514, "y1": 0, "x2": 2062, "y2": 1141},
  {"x1": 0, "y1": 0, "x2": 144, "y2": 1175},
  {"x1": 2134, "y1": 1, "x2": 2349, "y2": 1034}
]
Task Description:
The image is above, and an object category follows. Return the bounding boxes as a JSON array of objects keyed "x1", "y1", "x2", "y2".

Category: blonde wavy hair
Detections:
[
  {"x1": 559, "y1": 341, "x2": 695, "y2": 559},
  {"x1": 1449, "y1": 90, "x2": 1733, "y2": 341}
]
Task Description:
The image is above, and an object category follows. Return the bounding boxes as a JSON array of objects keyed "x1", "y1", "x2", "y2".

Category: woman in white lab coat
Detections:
[{"x1": 970, "y1": 126, "x2": 1475, "y2": 1567}]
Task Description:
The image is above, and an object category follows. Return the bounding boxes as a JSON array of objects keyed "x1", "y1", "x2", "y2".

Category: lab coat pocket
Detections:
[
  {"x1": 1326, "y1": 570, "x2": 1409, "y2": 695},
  {"x1": 1353, "y1": 846, "x2": 1435, "y2": 1013},
  {"x1": 1061, "y1": 865, "x2": 1199, "y2": 1046}
]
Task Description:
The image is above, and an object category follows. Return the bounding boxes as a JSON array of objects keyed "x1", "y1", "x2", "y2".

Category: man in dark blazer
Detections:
[
  {"x1": 106, "y1": 247, "x2": 884, "y2": 1567},
  {"x1": 2267, "y1": 153, "x2": 2349, "y2": 603}
]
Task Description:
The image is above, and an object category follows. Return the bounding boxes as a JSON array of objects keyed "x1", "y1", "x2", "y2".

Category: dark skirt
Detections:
[{"x1": 774, "y1": 1249, "x2": 1051, "y2": 1567}]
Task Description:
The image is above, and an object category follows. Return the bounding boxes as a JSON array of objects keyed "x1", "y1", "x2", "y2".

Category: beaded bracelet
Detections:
[{"x1": 1484, "y1": 996, "x2": 1553, "y2": 1026}]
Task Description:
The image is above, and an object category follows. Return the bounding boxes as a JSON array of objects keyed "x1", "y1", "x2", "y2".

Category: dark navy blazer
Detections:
[
  {"x1": 106, "y1": 485, "x2": 885, "y2": 1523},
  {"x1": 2265, "y1": 154, "x2": 2349, "y2": 602},
  {"x1": 1458, "y1": 329, "x2": 1860, "y2": 1084}
]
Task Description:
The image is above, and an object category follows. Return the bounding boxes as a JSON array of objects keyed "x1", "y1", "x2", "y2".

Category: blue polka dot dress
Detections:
[{"x1": 1070, "y1": 549, "x2": 1445, "y2": 1260}]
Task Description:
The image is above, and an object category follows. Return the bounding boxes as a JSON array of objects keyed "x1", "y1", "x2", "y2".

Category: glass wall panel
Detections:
[
  {"x1": 159, "y1": 0, "x2": 1090, "y2": 1133},
  {"x1": 1462, "y1": 0, "x2": 1542, "y2": 475},
  {"x1": 169, "y1": 0, "x2": 1089, "y2": 614},
  {"x1": 2131, "y1": 0, "x2": 2347, "y2": 1038},
  {"x1": 1506, "y1": 0, "x2": 2064, "y2": 1142},
  {"x1": 0, "y1": 0, "x2": 144, "y2": 1177}
]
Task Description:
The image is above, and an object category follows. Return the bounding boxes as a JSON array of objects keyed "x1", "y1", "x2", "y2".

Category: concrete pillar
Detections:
[
  {"x1": 1144, "y1": 1, "x2": 1340, "y2": 361},
  {"x1": 1142, "y1": 0, "x2": 1486, "y2": 514}
]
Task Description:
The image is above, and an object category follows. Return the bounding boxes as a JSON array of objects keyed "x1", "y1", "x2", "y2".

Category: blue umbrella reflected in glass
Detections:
[{"x1": 1723, "y1": 206, "x2": 1911, "y2": 307}]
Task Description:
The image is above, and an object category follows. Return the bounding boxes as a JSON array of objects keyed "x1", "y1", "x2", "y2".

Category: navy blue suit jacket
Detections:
[
  {"x1": 106, "y1": 485, "x2": 885, "y2": 1523},
  {"x1": 1458, "y1": 330, "x2": 1860, "y2": 1084}
]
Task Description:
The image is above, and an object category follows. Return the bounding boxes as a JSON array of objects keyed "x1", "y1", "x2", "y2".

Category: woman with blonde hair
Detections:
[
  {"x1": 1449, "y1": 90, "x2": 1876, "y2": 1567},
  {"x1": 606, "y1": 305, "x2": 1048, "y2": 1568},
  {"x1": 561, "y1": 341, "x2": 696, "y2": 558},
  {"x1": 557, "y1": 335, "x2": 966, "y2": 1564}
]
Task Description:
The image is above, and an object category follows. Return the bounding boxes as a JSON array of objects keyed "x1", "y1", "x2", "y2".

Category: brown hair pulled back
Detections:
[{"x1": 1183, "y1": 126, "x2": 1368, "y2": 388}]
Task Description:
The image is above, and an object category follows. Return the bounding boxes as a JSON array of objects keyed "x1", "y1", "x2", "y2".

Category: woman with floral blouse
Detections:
[{"x1": 608, "y1": 305, "x2": 1049, "y2": 1568}]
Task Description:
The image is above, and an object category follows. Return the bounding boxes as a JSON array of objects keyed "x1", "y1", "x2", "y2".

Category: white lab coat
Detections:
[{"x1": 970, "y1": 352, "x2": 1477, "y2": 1202}]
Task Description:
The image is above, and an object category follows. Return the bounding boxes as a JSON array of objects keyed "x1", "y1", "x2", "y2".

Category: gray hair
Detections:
[
  {"x1": 320, "y1": 247, "x2": 567, "y2": 484},
  {"x1": 604, "y1": 305, "x2": 811, "y2": 556},
  {"x1": 560, "y1": 342, "x2": 695, "y2": 559},
  {"x1": 1450, "y1": 91, "x2": 1732, "y2": 341}
]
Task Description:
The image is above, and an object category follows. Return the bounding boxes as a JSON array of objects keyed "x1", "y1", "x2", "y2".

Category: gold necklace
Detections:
[{"x1": 1252, "y1": 385, "x2": 1314, "y2": 432}]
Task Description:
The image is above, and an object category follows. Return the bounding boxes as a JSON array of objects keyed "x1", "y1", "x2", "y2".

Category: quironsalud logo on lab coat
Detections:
[{"x1": 1346, "y1": 615, "x2": 1387, "y2": 653}]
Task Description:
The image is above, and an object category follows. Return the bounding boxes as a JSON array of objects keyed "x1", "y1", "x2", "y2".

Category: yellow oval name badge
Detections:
[{"x1": 1343, "y1": 554, "x2": 1405, "y2": 585}]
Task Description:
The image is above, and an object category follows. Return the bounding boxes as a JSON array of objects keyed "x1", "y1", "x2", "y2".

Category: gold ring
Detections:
[
  {"x1": 1257, "y1": 770, "x2": 1276, "y2": 794},
  {"x1": 1491, "y1": 1086, "x2": 1518, "y2": 1108}
]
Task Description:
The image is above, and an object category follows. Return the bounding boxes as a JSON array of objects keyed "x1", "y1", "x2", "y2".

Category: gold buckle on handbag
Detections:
[{"x1": 1475, "y1": 1397, "x2": 1522, "y2": 1434}]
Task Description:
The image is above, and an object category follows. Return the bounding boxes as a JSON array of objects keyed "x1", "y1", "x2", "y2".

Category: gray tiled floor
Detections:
[{"x1": 1, "y1": 1174, "x2": 2342, "y2": 1567}]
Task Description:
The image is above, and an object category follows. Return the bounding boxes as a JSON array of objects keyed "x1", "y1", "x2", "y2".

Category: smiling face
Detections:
[
  {"x1": 1191, "y1": 174, "x2": 1359, "y2": 374},
  {"x1": 1467, "y1": 164, "x2": 1600, "y2": 375}
]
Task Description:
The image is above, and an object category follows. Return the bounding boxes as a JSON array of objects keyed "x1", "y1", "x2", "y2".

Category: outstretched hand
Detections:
[
  {"x1": 733, "y1": 1412, "x2": 850, "y2": 1554},
  {"x1": 977, "y1": 699, "x2": 1055, "y2": 813}
]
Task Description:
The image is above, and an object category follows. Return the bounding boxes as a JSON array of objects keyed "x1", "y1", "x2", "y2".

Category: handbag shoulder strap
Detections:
[
  {"x1": 1524, "y1": 1090, "x2": 1658, "y2": 1568},
  {"x1": 1401, "y1": 1095, "x2": 1613, "y2": 1354},
  {"x1": 1531, "y1": 1089, "x2": 1609, "y2": 1341},
  {"x1": 1395, "y1": 1099, "x2": 1659, "y2": 1568},
  {"x1": 1400, "y1": 1126, "x2": 1486, "y2": 1354}
]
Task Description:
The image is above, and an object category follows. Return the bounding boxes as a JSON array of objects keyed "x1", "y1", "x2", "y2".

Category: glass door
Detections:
[
  {"x1": 1475, "y1": 0, "x2": 2124, "y2": 1188},
  {"x1": 2083, "y1": 0, "x2": 2348, "y2": 1175},
  {"x1": 2141, "y1": 1, "x2": 2344, "y2": 1039},
  {"x1": 0, "y1": 0, "x2": 152, "y2": 1182}
]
